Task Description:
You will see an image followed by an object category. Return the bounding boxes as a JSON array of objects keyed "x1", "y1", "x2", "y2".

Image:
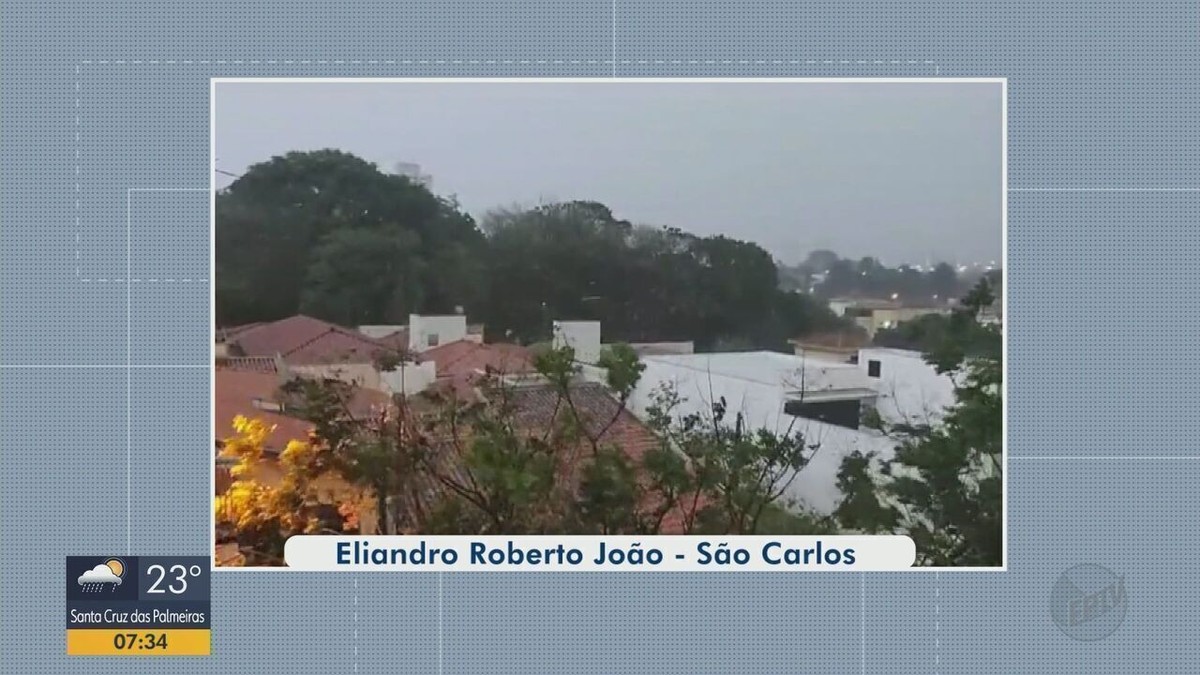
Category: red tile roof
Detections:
[
  {"x1": 216, "y1": 356, "x2": 278, "y2": 373},
  {"x1": 423, "y1": 340, "x2": 536, "y2": 379},
  {"x1": 216, "y1": 322, "x2": 265, "y2": 343},
  {"x1": 215, "y1": 370, "x2": 311, "y2": 453},
  {"x1": 496, "y1": 382, "x2": 699, "y2": 533},
  {"x1": 217, "y1": 368, "x2": 698, "y2": 534},
  {"x1": 227, "y1": 315, "x2": 396, "y2": 365},
  {"x1": 373, "y1": 328, "x2": 410, "y2": 351},
  {"x1": 501, "y1": 382, "x2": 658, "y2": 463},
  {"x1": 215, "y1": 370, "x2": 394, "y2": 454}
]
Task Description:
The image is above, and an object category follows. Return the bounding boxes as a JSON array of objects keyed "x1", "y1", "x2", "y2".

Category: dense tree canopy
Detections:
[
  {"x1": 216, "y1": 150, "x2": 485, "y2": 326},
  {"x1": 217, "y1": 150, "x2": 850, "y2": 350}
]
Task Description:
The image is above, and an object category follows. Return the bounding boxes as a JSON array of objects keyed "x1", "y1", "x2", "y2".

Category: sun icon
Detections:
[{"x1": 103, "y1": 558, "x2": 125, "y2": 579}]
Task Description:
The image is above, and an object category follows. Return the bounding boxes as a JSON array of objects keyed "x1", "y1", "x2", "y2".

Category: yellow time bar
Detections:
[{"x1": 66, "y1": 629, "x2": 210, "y2": 656}]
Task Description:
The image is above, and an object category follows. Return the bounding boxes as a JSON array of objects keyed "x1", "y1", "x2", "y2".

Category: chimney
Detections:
[{"x1": 552, "y1": 320, "x2": 602, "y2": 365}]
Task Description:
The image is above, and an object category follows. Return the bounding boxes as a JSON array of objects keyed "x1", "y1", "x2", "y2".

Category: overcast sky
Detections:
[{"x1": 214, "y1": 80, "x2": 1003, "y2": 266}]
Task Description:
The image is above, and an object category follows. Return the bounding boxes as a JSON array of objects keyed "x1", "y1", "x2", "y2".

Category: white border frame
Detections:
[{"x1": 209, "y1": 77, "x2": 1009, "y2": 572}]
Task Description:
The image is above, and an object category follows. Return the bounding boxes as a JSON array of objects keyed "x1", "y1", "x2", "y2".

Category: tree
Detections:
[
  {"x1": 807, "y1": 251, "x2": 973, "y2": 303},
  {"x1": 640, "y1": 382, "x2": 831, "y2": 536},
  {"x1": 214, "y1": 416, "x2": 359, "y2": 566},
  {"x1": 834, "y1": 277, "x2": 1002, "y2": 566},
  {"x1": 276, "y1": 375, "x2": 428, "y2": 537},
  {"x1": 255, "y1": 343, "x2": 833, "y2": 539},
  {"x1": 215, "y1": 149, "x2": 483, "y2": 325},
  {"x1": 873, "y1": 313, "x2": 951, "y2": 352},
  {"x1": 299, "y1": 228, "x2": 425, "y2": 325},
  {"x1": 929, "y1": 262, "x2": 959, "y2": 298}
]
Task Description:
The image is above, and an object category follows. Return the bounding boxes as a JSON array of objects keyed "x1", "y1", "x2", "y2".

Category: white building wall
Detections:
[
  {"x1": 289, "y1": 363, "x2": 381, "y2": 391},
  {"x1": 553, "y1": 320, "x2": 602, "y2": 364},
  {"x1": 379, "y1": 361, "x2": 438, "y2": 396},
  {"x1": 857, "y1": 348, "x2": 957, "y2": 426},
  {"x1": 408, "y1": 314, "x2": 468, "y2": 352},
  {"x1": 626, "y1": 355, "x2": 897, "y2": 516},
  {"x1": 627, "y1": 341, "x2": 695, "y2": 355},
  {"x1": 358, "y1": 325, "x2": 406, "y2": 339}
]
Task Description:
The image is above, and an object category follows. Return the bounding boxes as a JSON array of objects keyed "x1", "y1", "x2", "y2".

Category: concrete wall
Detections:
[
  {"x1": 289, "y1": 363, "x2": 382, "y2": 391},
  {"x1": 409, "y1": 314, "x2": 467, "y2": 352},
  {"x1": 357, "y1": 325, "x2": 406, "y2": 339},
  {"x1": 792, "y1": 345, "x2": 857, "y2": 364},
  {"x1": 626, "y1": 356, "x2": 896, "y2": 516},
  {"x1": 857, "y1": 347, "x2": 956, "y2": 426},
  {"x1": 628, "y1": 341, "x2": 695, "y2": 355},
  {"x1": 553, "y1": 320, "x2": 602, "y2": 364},
  {"x1": 379, "y1": 361, "x2": 438, "y2": 395},
  {"x1": 291, "y1": 360, "x2": 438, "y2": 396}
]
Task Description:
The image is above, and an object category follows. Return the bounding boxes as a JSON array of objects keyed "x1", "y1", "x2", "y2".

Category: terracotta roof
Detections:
[
  {"x1": 215, "y1": 370, "x2": 394, "y2": 454},
  {"x1": 217, "y1": 368, "x2": 698, "y2": 534},
  {"x1": 216, "y1": 356, "x2": 278, "y2": 373},
  {"x1": 228, "y1": 315, "x2": 395, "y2": 365},
  {"x1": 503, "y1": 382, "x2": 699, "y2": 533},
  {"x1": 216, "y1": 322, "x2": 265, "y2": 343},
  {"x1": 373, "y1": 328, "x2": 410, "y2": 351},
  {"x1": 215, "y1": 370, "x2": 310, "y2": 453},
  {"x1": 423, "y1": 340, "x2": 536, "y2": 379},
  {"x1": 502, "y1": 382, "x2": 659, "y2": 464}
]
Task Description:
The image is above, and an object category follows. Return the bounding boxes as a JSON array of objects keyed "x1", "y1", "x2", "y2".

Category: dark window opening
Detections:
[
  {"x1": 867, "y1": 359, "x2": 881, "y2": 378},
  {"x1": 784, "y1": 398, "x2": 862, "y2": 430}
]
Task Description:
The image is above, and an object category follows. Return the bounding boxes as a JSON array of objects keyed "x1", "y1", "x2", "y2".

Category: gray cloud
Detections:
[{"x1": 214, "y1": 80, "x2": 1003, "y2": 266}]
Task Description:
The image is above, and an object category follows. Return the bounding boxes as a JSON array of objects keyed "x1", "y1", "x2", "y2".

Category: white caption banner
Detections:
[{"x1": 284, "y1": 535, "x2": 916, "y2": 571}]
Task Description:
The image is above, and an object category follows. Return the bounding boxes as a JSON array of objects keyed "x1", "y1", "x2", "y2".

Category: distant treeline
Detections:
[
  {"x1": 216, "y1": 150, "x2": 989, "y2": 352},
  {"x1": 779, "y1": 251, "x2": 998, "y2": 304}
]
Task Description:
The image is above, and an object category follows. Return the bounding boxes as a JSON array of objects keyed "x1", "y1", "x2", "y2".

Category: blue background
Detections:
[{"x1": 2, "y1": 1, "x2": 1197, "y2": 672}]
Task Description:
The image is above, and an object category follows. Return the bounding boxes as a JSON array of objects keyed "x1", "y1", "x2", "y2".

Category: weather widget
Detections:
[{"x1": 65, "y1": 556, "x2": 211, "y2": 656}]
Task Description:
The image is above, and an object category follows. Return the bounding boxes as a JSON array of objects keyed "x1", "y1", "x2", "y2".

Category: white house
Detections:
[
  {"x1": 856, "y1": 347, "x2": 957, "y2": 427},
  {"x1": 408, "y1": 314, "x2": 469, "y2": 352},
  {"x1": 625, "y1": 348, "x2": 956, "y2": 516},
  {"x1": 552, "y1": 320, "x2": 603, "y2": 365}
]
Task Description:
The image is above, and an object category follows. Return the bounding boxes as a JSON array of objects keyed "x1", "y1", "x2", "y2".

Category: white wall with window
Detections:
[{"x1": 408, "y1": 314, "x2": 467, "y2": 352}]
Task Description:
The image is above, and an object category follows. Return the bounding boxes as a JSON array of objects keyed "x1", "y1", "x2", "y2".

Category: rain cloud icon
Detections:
[{"x1": 77, "y1": 559, "x2": 125, "y2": 593}]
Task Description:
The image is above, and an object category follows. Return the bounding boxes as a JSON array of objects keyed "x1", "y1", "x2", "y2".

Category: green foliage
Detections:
[
  {"x1": 597, "y1": 343, "x2": 645, "y2": 401},
  {"x1": 218, "y1": 150, "x2": 854, "y2": 349},
  {"x1": 300, "y1": 228, "x2": 425, "y2": 325},
  {"x1": 215, "y1": 150, "x2": 483, "y2": 325},
  {"x1": 873, "y1": 308, "x2": 997, "y2": 357},
  {"x1": 834, "y1": 277, "x2": 1003, "y2": 566},
  {"x1": 262, "y1": 344, "x2": 834, "y2": 538},
  {"x1": 215, "y1": 417, "x2": 359, "y2": 566}
]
